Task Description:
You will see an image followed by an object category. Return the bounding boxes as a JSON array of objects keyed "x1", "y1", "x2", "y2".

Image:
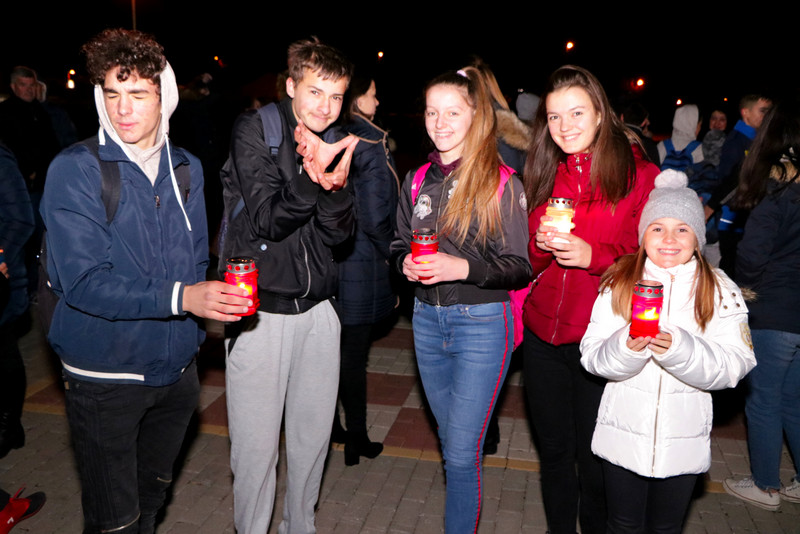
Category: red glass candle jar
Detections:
[
  {"x1": 411, "y1": 229, "x2": 438, "y2": 281},
  {"x1": 224, "y1": 257, "x2": 260, "y2": 316},
  {"x1": 630, "y1": 280, "x2": 664, "y2": 338}
]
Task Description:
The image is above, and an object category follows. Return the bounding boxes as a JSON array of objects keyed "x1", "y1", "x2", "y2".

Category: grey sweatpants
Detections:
[{"x1": 226, "y1": 301, "x2": 340, "y2": 534}]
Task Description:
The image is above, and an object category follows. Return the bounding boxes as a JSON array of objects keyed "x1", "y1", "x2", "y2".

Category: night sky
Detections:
[{"x1": 2, "y1": 1, "x2": 793, "y2": 139}]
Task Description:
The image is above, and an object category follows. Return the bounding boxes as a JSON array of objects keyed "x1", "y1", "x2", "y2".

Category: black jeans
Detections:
[
  {"x1": 64, "y1": 361, "x2": 199, "y2": 534},
  {"x1": 603, "y1": 460, "x2": 698, "y2": 534},
  {"x1": 523, "y1": 329, "x2": 607, "y2": 534}
]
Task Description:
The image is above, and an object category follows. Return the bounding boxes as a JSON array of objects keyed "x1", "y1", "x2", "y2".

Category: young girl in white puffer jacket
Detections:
[{"x1": 580, "y1": 169, "x2": 756, "y2": 533}]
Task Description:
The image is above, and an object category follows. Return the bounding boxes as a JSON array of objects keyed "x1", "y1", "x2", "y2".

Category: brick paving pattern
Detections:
[{"x1": 2, "y1": 312, "x2": 799, "y2": 533}]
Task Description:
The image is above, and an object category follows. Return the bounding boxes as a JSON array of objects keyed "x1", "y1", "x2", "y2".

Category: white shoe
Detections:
[
  {"x1": 780, "y1": 477, "x2": 800, "y2": 503},
  {"x1": 724, "y1": 477, "x2": 780, "y2": 511}
]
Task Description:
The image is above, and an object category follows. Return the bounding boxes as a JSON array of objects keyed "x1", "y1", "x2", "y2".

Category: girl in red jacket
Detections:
[{"x1": 521, "y1": 65, "x2": 659, "y2": 534}]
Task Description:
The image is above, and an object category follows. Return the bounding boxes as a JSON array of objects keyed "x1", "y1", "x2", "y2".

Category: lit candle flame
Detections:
[{"x1": 643, "y1": 307, "x2": 658, "y2": 320}]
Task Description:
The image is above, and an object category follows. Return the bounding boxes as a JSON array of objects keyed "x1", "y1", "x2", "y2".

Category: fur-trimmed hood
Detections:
[
  {"x1": 770, "y1": 158, "x2": 800, "y2": 183},
  {"x1": 496, "y1": 108, "x2": 532, "y2": 152}
]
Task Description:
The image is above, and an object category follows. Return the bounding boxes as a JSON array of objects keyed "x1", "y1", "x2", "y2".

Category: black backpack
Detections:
[
  {"x1": 37, "y1": 137, "x2": 191, "y2": 336},
  {"x1": 217, "y1": 103, "x2": 284, "y2": 277}
]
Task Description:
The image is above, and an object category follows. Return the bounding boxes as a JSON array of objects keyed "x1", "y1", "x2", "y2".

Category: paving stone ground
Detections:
[{"x1": 2, "y1": 311, "x2": 799, "y2": 533}]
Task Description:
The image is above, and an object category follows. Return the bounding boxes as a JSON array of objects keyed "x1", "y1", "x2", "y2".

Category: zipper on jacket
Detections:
[
  {"x1": 155, "y1": 195, "x2": 160, "y2": 208},
  {"x1": 549, "y1": 156, "x2": 584, "y2": 343},
  {"x1": 549, "y1": 270, "x2": 568, "y2": 344},
  {"x1": 667, "y1": 274, "x2": 675, "y2": 319},
  {"x1": 650, "y1": 273, "x2": 673, "y2": 476},
  {"x1": 651, "y1": 371, "x2": 663, "y2": 476},
  {"x1": 300, "y1": 238, "x2": 311, "y2": 299},
  {"x1": 433, "y1": 171, "x2": 450, "y2": 307}
]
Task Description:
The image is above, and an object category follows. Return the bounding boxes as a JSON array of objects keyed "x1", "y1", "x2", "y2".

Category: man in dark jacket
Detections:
[
  {"x1": 223, "y1": 37, "x2": 357, "y2": 533},
  {"x1": 40, "y1": 29, "x2": 250, "y2": 534}
]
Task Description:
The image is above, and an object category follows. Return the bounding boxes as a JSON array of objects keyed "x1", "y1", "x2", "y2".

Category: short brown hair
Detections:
[
  {"x1": 287, "y1": 37, "x2": 352, "y2": 85},
  {"x1": 82, "y1": 28, "x2": 166, "y2": 87}
]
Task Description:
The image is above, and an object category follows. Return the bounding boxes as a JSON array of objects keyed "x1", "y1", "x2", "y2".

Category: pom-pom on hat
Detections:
[{"x1": 638, "y1": 169, "x2": 706, "y2": 248}]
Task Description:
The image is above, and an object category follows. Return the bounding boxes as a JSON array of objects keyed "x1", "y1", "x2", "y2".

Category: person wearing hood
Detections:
[
  {"x1": 40, "y1": 29, "x2": 250, "y2": 534},
  {"x1": 657, "y1": 104, "x2": 705, "y2": 169}
]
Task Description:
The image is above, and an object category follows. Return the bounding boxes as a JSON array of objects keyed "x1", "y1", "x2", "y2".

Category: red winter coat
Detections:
[{"x1": 522, "y1": 149, "x2": 659, "y2": 345}]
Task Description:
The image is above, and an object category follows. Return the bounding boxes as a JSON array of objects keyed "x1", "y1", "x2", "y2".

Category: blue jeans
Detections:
[
  {"x1": 412, "y1": 299, "x2": 512, "y2": 534},
  {"x1": 746, "y1": 329, "x2": 800, "y2": 490},
  {"x1": 64, "y1": 361, "x2": 199, "y2": 534}
]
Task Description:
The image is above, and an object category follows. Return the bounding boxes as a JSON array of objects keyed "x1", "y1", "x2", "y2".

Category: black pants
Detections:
[
  {"x1": 523, "y1": 329, "x2": 607, "y2": 534},
  {"x1": 338, "y1": 323, "x2": 374, "y2": 435},
  {"x1": 603, "y1": 460, "x2": 698, "y2": 534},
  {"x1": 64, "y1": 361, "x2": 199, "y2": 534},
  {"x1": 0, "y1": 321, "x2": 26, "y2": 421}
]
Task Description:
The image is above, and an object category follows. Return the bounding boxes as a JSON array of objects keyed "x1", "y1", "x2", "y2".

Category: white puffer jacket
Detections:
[{"x1": 580, "y1": 257, "x2": 756, "y2": 478}]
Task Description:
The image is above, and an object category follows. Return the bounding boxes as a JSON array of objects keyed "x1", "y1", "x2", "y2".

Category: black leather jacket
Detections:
[{"x1": 225, "y1": 98, "x2": 354, "y2": 314}]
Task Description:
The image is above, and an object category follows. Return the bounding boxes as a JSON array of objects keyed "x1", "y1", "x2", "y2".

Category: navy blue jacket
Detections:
[
  {"x1": 0, "y1": 142, "x2": 34, "y2": 324},
  {"x1": 736, "y1": 172, "x2": 800, "y2": 334},
  {"x1": 41, "y1": 133, "x2": 208, "y2": 385},
  {"x1": 337, "y1": 115, "x2": 399, "y2": 325}
]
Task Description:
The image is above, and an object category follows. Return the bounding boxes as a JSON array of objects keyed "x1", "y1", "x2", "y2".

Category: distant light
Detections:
[
  {"x1": 214, "y1": 56, "x2": 219, "y2": 61},
  {"x1": 636, "y1": 78, "x2": 645, "y2": 87},
  {"x1": 566, "y1": 41, "x2": 574, "y2": 51},
  {"x1": 676, "y1": 99, "x2": 683, "y2": 106},
  {"x1": 67, "y1": 79, "x2": 75, "y2": 90},
  {"x1": 723, "y1": 97, "x2": 729, "y2": 102},
  {"x1": 69, "y1": 69, "x2": 76, "y2": 76},
  {"x1": 377, "y1": 51, "x2": 384, "y2": 59}
]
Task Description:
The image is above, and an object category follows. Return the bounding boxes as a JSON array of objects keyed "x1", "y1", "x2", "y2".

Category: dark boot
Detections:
[
  {"x1": 483, "y1": 412, "x2": 500, "y2": 456},
  {"x1": 344, "y1": 431, "x2": 383, "y2": 466},
  {"x1": 330, "y1": 414, "x2": 347, "y2": 444}
]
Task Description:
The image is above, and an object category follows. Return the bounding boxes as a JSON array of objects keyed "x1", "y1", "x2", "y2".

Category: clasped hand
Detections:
[
  {"x1": 294, "y1": 121, "x2": 358, "y2": 191},
  {"x1": 627, "y1": 332, "x2": 672, "y2": 355}
]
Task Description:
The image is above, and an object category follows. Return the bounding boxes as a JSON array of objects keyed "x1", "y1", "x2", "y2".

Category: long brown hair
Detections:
[
  {"x1": 523, "y1": 65, "x2": 642, "y2": 210},
  {"x1": 600, "y1": 245, "x2": 722, "y2": 332},
  {"x1": 425, "y1": 68, "x2": 504, "y2": 247}
]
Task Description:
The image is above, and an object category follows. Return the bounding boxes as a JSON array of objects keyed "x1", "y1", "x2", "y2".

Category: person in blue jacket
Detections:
[
  {"x1": 40, "y1": 29, "x2": 250, "y2": 534},
  {"x1": 0, "y1": 141, "x2": 34, "y2": 459},
  {"x1": 333, "y1": 72, "x2": 400, "y2": 465}
]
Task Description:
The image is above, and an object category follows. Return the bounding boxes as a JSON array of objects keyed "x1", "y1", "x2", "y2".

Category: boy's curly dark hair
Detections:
[{"x1": 82, "y1": 28, "x2": 166, "y2": 87}]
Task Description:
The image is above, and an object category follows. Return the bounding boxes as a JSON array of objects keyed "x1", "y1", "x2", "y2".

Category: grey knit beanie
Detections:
[{"x1": 638, "y1": 169, "x2": 706, "y2": 248}]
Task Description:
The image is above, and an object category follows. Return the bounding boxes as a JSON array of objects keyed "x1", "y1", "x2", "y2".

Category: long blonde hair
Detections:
[
  {"x1": 600, "y1": 246, "x2": 722, "y2": 332},
  {"x1": 426, "y1": 67, "x2": 504, "y2": 247}
]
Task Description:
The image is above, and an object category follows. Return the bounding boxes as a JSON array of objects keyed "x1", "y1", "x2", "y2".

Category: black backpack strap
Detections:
[
  {"x1": 258, "y1": 102, "x2": 283, "y2": 160},
  {"x1": 80, "y1": 137, "x2": 121, "y2": 224}
]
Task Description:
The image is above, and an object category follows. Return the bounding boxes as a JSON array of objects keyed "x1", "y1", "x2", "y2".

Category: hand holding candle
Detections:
[
  {"x1": 544, "y1": 197, "x2": 575, "y2": 244},
  {"x1": 411, "y1": 229, "x2": 438, "y2": 281},
  {"x1": 630, "y1": 280, "x2": 663, "y2": 339},
  {"x1": 224, "y1": 257, "x2": 260, "y2": 316}
]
